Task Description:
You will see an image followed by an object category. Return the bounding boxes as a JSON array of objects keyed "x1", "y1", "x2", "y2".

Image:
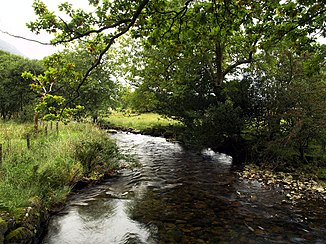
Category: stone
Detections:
[
  {"x1": 0, "y1": 218, "x2": 8, "y2": 234},
  {"x1": 5, "y1": 227, "x2": 34, "y2": 244},
  {"x1": 107, "y1": 129, "x2": 118, "y2": 134},
  {"x1": 0, "y1": 218, "x2": 8, "y2": 244}
]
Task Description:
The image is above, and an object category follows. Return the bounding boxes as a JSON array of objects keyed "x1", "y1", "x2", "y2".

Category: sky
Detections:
[{"x1": 0, "y1": 0, "x2": 91, "y2": 60}]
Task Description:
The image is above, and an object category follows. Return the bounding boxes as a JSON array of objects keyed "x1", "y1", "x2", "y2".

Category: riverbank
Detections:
[
  {"x1": 101, "y1": 112, "x2": 326, "y2": 202},
  {"x1": 99, "y1": 111, "x2": 183, "y2": 139},
  {"x1": 0, "y1": 121, "x2": 121, "y2": 243}
]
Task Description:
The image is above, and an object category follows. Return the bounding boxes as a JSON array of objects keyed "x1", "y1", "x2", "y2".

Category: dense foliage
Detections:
[{"x1": 0, "y1": 51, "x2": 44, "y2": 120}]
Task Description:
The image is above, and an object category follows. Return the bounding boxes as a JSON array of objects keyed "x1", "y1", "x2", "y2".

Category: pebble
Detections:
[{"x1": 239, "y1": 165, "x2": 326, "y2": 202}]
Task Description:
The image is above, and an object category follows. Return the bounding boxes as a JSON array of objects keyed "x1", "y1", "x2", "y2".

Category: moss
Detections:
[
  {"x1": 0, "y1": 217, "x2": 8, "y2": 244},
  {"x1": 12, "y1": 208, "x2": 27, "y2": 224},
  {"x1": 0, "y1": 218, "x2": 7, "y2": 233},
  {"x1": 5, "y1": 227, "x2": 33, "y2": 244},
  {"x1": 317, "y1": 168, "x2": 326, "y2": 180}
]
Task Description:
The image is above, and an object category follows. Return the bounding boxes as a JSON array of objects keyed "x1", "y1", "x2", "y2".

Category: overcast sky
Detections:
[{"x1": 0, "y1": 0, "x2": 91, "y2": 60}]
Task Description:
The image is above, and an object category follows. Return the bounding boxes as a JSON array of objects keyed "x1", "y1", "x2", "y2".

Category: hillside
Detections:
[{"x1": 0, "y1": 38, "x2": 24, "y2": 56}]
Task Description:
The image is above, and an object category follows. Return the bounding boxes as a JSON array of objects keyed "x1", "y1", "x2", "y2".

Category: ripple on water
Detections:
[{"x1": 42, "y1": 132, "x2": 326, "y2": 244}]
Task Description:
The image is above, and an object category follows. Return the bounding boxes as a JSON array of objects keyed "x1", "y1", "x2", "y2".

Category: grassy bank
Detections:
[
  {"x1": 0, "y1": 121, "x2": 120, "y2": 242},
  {"x1": 100, "y1": 111, "x2": 184, "y2": 139},
  {"x1": 102, "y1": 111, "x2": 181, "y2": 131}
]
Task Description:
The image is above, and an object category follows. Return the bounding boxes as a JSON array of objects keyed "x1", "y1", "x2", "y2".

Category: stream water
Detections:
[{"x1": 42, "y1": 132, "x2": 326, "y2": 244}]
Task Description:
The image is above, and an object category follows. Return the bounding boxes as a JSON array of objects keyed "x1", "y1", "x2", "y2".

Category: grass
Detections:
[
  {"x1": 102, "y1": 111, "x2": 181, "y2": 131},
  {"x1": 0, "y1": 121, "x2": 120, "y2": 214}
]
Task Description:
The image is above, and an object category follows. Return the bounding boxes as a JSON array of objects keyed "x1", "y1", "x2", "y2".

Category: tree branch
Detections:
[
  {"x1": 0, "y1": 29, "x2": 51, "y2": 45},
  {"x1": 0, "y1": 17, "x2": 133, "y2": 46},
  {"x1": 222, "y1": 38, "x2": 258, "y2": 77},
  {"x1": 161, "y1": 0, "x2": 194, "y2": 39},
  {"x1": 53, "y1": 18, "x2": 132, "y2": 45},
  {"x1": 270, "y1": 7, "x2": 326, "y2": 46}
]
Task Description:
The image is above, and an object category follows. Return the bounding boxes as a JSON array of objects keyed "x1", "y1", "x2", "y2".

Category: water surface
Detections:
[{"x1": 42, "y1": 132, "x2": 326, "y2": 243}]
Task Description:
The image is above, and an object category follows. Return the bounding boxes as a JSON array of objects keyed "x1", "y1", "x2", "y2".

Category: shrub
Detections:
[{"x1": 74, "y1": 136, "x2": 119, "y2": 176}]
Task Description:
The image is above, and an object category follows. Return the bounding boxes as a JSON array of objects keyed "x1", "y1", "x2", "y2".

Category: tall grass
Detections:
[{"x1": 0, "y1": 121, "x2": 120, "y2": 213}]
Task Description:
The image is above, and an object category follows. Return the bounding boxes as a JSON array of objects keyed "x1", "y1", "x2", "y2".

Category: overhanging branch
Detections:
[{"x1": 53, "y1": 18, "x2": 132, "y2": 45}]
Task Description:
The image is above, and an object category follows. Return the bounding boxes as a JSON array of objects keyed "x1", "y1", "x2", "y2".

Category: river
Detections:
[{"x1": 42, "y1": 132, "x2": 326, "y2": 243}]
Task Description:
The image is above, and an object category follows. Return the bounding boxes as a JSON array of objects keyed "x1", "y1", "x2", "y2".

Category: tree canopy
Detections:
[{"x1": 27, "y1": 0, "x2": 325, "y2": 85}]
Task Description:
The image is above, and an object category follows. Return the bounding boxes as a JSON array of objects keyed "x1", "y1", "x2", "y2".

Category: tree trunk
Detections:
[
  {"x1": 215, "y1": 42, "x2": 224, "y2": 87},
  {"x1": 268, "y1": 117, "x2": 281, "y2": 140}
]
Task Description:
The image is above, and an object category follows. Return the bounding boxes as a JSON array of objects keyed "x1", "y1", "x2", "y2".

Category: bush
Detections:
[{"x1": 75, "y1": 136, "x2": 119, "y2": 176}]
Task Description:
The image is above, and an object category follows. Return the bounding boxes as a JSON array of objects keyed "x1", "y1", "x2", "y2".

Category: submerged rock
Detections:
[
  {"x1": 238, "y1": 164, "x2": 326, "y2": 202},
  {"x1": 107, "y1": 129, "x2": 118, "y2": 134}
]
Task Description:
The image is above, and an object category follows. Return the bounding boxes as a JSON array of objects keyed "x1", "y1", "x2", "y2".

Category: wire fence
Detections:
[{"x1": 0, "y1": 121, "x2": 59, "y2": 165}]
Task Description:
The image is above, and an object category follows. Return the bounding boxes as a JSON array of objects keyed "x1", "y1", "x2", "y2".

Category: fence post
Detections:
[
  {"x1": 26, "y1": 133, "x2": 31, "y2": 149},
  {"x1": 0, "y1": 143, "x2": 2, "y2": 165},
  {"x1": 56, "y1": 121, "x2": 59, "y2": 135},
  {"x1": 45, "y1": 124, "x2": 48, "y2": 136},
  {"x1": 50, "y1": 121, "x2": 53, "y2": 130}
]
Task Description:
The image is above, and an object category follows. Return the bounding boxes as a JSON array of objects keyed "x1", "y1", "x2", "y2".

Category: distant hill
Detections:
[{"x1": 0, "y1": 39, "x2": 24, "y2": 56}]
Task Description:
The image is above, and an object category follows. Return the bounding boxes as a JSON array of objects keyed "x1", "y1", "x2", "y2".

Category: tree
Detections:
[
  {"x1": 22, "y1": 52, "x2": 85, "y2": 129},
  {"x1": 122, "y1": 0, "x2": 325, "y2": 149},
  {"x1": 26, "y1": 0, "x2": 151, "y2": 100},
  {"x1": 240, "y1": 43, "x2": 326, "y2": 163},
  {"x1": 22, "y1": 42, "x2": 120, "y2": 127},
  {"x1": 0, "y1": 50, "x2": 44, "y2": 120},
  {"x1": 57, "y1": 45, "x2": 120, "y2": 122},
  {"x1": 135, "y1": 0, "x2": 325, "y2": 86}
]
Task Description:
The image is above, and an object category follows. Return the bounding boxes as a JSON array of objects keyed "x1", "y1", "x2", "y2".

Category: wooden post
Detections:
[
  {"x1": 45, "y1": 125, "x2": 48, "y2": 136},
  {"x1": 56, "y1": 121, "x2": 59, "y2": 135},
  {"x1": 26, "y1": 133, "x2": 31, "y2": 149},
  {"x1": 0, "y1": 144, "x2": 2, "y2": 165},
  {"x1": 50, "y1": 121, "x2": 53, "y2": 130},
  {"x1": 34, "y1": 112, "x2": 39, "y2": 132}
]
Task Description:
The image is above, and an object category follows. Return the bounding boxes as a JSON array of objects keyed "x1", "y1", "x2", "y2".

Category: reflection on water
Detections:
[
  {"x1": 43, "y1": 196, "x2": 154, "y2": 244},
  {"x1": 42, "y1": 132, "x2": 326, "y2": 244}
]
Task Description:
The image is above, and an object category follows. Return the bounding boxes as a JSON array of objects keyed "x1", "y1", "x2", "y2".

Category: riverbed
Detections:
[{"x1": 42, "y1": 132, "x2": 326, "y2": 243}]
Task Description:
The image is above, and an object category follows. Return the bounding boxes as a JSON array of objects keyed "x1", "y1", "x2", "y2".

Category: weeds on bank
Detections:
[{"x1": 0, "y1": 121, "x2": 120, "y2": 213}]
